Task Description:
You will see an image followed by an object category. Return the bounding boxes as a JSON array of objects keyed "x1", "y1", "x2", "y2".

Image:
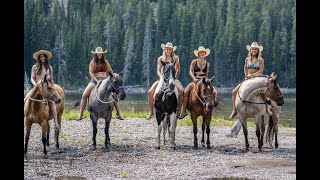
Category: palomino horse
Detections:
[
  {"x1": 154, "y1": 61, "x2": 178, "y2": 149},
  {"x1": 231, "y1": 72, "x2": 284, "y2": 151},
  {"x1": 186, "y1": 76, "x2": 217, "y2": 149},
  {"x1": 228, "y1": 77, "x2": 283, "y2": 149},
  {"x1": 87, "y1": 72, "x2": 126, "y2": 150},
  {"x1": 24, "y1": 75, "x2": 65, "y2": 156}
]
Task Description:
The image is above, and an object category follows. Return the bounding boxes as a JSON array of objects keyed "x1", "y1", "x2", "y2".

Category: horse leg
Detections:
[
  {"x1": 206, "y1": 117, "x2": 211, "y2": 149},
  {"x1": 255, "y1": 122, "x2": 262, "y2": 152},
  {"x1": 41, "y1": 121, "x2": 48, "y2": 155},
  {"x1": 104, "y1": 114, "x2": 112, "y2": 150},
  {"x1": 162, "y1": 115, "x2": 168, "y2": 146},
  {"x1": 170, "y1": 113, "x2": 177, "y2": 149},
  {"x1": 191, "y1": 115, "x2": 198, "y2": 149},
  {"x1": 261, "y1": 115, "x2": 265, "y2": 148},
  {"x1": 24, "y1": 121, "x2": 32, "y2": 155},
  {"x1": 201, "y1": 117, "x2": 205, "y2": 147},
  {"x1": 156, "y1": 111, "x2": 162, "y2": 149},
  {"x1": 240, "y1": 119, "x2": 249, "y2": 151},
  {"x1": 46, "y1": 122, "x2": 50, "y2": 147},
  {"x1": 266, "y1": 115, "x2": 274, "y2": 148},
  {"x1": 274, "y1": 122, "x2": 279, "y2": 148},
  {"x1": 55, "y1": 114, "x2": 62, "y2": 149},
  {"x1": 91, "y1": 118, "x2": 98, "y2": 150}
]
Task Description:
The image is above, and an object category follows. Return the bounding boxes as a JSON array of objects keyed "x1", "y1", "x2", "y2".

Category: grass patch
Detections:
[{"x1": 119, "y1": 170, "x2": 128, "y2": 178}]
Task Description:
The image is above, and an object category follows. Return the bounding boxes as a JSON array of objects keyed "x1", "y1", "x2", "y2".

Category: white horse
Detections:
[{"x1": 228, "y1": 73, "x2": 284, "y2": 151}]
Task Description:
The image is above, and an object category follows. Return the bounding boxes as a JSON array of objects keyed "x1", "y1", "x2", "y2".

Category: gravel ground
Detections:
[{"x1": 24, "y1": 117, "x2": 296, "y2": 180}]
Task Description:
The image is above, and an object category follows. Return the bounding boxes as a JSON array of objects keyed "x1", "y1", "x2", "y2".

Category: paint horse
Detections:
[
  {"x1": 24, "y1": 75, "x2": 65, "y2": 156},
  {"x1": 87, "y1": 72, "x2": 126, "y2": 150},
  {"x1": 154, "y1": 61, "x2": 179, "y2": 149},
  {"x1": 186, "y1": 76, "x2": 218, "y2": 149},
  {"x1": 230, "y1": 72, "x2": 284, "y2": 151}
]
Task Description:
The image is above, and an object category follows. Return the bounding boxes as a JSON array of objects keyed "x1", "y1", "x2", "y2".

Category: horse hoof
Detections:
[
  {"x1": 55, "y1": 144, "x2": 59, "y2": 149},
  {"x1": 193, "y1": 146, "x2": 198, "y2": 150},
  {"x1": 156, "y1": 146, "x2": 160, "y2": 150},
  {"x1": 207, "y1": 146, "x2": 211, "y2": 149},
  {"x1": 91, "y1": 145, "x2": 96, "y2": 150},
  {"x1": 201, "y1": 143, "x2": 205, "y2": 147}
]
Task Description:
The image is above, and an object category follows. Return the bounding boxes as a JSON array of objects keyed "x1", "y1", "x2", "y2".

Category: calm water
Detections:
[{"x1": 65, "y1": 93, "x2": 296, "y2": 127}]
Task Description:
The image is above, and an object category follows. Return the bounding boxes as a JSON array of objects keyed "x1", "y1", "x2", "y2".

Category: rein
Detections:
[
  {"x1": 95, "y1": 80, "x2": 115, "y2": 104},
  {"x1": 193, "y1": 82, "x2": 215, "y2": 107}
]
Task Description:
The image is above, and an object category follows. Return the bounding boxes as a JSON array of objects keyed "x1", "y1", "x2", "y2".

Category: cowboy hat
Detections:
[
  {"x1": 194, "y1": 46, "x2": 210, "y2": 57},
  {"x1": 33, "y1": 50, "x2": 52, "y2": 60},
  {"x1": 161, "y1": 42, "x2": 177, "y2": 51},
  {"x1": 246, "y1": 42, "x2": 263, "y2": 52},
  {"x1": 91, "y1": 47, "x2": 107, "y2": 54}
]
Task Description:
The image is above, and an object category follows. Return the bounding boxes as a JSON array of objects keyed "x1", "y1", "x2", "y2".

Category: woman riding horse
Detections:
[
  {"x1": 228, "y1": 42, "x2": 272, "y2": 120},
  {"x1": 179, "y1": 46, "x2": 218, "y2": 119},
  {"x1": 78, "y1": 47, "x2": 124, "y2": 121},
  {"x1": 146, "y1": 42, "x2": 184, "y2": 120}
]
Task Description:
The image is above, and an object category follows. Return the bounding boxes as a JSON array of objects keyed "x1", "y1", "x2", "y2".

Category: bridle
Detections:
[
  {"x1": 95, "y1": 76, "x2": 124, "y2": 104},
  {"x1": 29, "y1": 80, "x2": 57, "y2": 103},
  {"x1": 194, "y1": 81, "x2": 215, "y2": 107}
]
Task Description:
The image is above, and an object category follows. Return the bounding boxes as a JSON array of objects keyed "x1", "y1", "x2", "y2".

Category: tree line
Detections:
[{"x1": 24, "y1": 0, "x2": 296, "y2": 89}]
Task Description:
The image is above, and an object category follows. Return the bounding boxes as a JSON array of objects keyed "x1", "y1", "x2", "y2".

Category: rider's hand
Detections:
[{"x1": 193, "y1": 78, "x2": 199, "y2": 83}]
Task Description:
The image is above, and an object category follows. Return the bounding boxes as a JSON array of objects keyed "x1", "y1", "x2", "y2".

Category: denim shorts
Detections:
[{"x1": 89, "y1": 77, "x2": 106, "y2": 85}]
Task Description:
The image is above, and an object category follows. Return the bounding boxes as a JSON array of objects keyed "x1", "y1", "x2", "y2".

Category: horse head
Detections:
[
  {"x1": 195, "y1": 76, "x2": 217, "y2": 111},
  {"x1": 37, "y1": 74, "x2": 61, "y2": 104},
  {"x1": 108, "y1": 72, "x2": 126, "y2": 100},
  {"x1": 161, "y1": 61, "x2": 176, "y2": 91},
  {"x1": 266, "y1": 72, "x2": 284, "y2": 106}
]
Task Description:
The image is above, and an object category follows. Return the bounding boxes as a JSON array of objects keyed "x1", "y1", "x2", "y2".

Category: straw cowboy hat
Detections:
[
  {"x1": 246, "y1": 42, "x2": 263, "y2": 52},
  {"x1": 194, "y1": 46, "x2": 210, "y2": 57},
  {"x1": 161, "y1": 42, "x2": 177, "y2": 51},
  {"x1": 33, "y1": 50, "x2": 52, "y2": 60},
  {"x1": 91, "y1": 47, "x2": 107, "y2": 54}
]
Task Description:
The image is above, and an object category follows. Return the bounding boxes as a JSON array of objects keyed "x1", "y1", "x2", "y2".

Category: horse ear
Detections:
[
  {"x1": 119, "y1": 72, "x2": 123, "y2": 78},
  {"x1": 202, "y1": 77, "x2": 206, "y2": 84},
  {"x1": 108, "y1": 71, "x2": 114, "y2": 78},
  {"x1": 210, "y1": 76, "x2": 215, "y2": 83}
]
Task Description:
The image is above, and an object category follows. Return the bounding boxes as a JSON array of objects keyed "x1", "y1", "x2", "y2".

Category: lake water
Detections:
[{"x1": 65, "y1": 92, "x2": 296, "y2": 128}]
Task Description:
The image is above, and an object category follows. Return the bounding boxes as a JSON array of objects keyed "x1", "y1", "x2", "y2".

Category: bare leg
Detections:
[
  {"x1": 212, "y1": 88, "x2": 218, "y2": 106},
  {"x1": 228, "y1": 84, "x2": 240, "y2": 120},
  {"x1": 113, "y1": 94, "x2": 124, "y2": 120},
  {"x1": 175, "y1": 80, "x2": 184, "y2": 118},
  {"x1": 180, "y1": 83, "x2": 194, "y2": 119},
  {"x1": 78, "y1": 83, "x2": 95, "y2": 120},
  {"x1": 147, "y1": 81, "x2": 159, "y2": 120},
  {"x1": 49, "y1": 100, "x2": 59, "y2": 129}
]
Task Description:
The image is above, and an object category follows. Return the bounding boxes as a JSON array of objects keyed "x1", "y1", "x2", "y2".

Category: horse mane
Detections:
[{"x1": 239, "y1": 76, "x2": 269, "y2": 100}]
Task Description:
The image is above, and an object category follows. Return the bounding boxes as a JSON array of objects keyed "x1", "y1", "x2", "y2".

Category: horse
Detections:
[
  {"x1": 186, "y1": 76, "x2": 217, "y2": 149},
  {"x1": 87, "y1": 72, "x2": 126, "y2": 150},
  {"x1": 227, "y1": 100, "x2": 282, "y2": 149},
  {"x1": 230, "y1": 72, "x2": 284, "y2": 151},
  {"x1": 24, "y1": 75, "x2": 65, "y2": 156},
  {"x1": 154, "y1": 61, "x2": 179, "y2": 149}
]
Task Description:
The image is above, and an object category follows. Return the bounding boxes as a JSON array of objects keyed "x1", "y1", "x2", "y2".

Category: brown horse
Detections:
[
  {"x1": 186, "y1": 76, "x2": 217, "y2": 149},
  {"x1": 24, "y1": 75, "x2": 65, "y2": 156}
]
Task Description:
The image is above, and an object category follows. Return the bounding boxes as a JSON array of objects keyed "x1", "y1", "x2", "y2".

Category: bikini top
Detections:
[
  {"x1": 96, "y1": 64, "x2": 107, "y2": 72},
  {"x1": 193, "y1": 60, "x2": 208, "y2": 77},
  {"x1": 247, "y1": 59, "x2": 259, "y2": 69}
]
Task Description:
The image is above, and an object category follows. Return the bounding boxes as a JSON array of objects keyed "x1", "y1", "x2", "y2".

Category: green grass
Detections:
[
  {"x1": 119, "y1": 170, "x2": 128, "y2": 178},
  {"x1": 62, "y1": 110, "x2": 292, "y2": 128}
]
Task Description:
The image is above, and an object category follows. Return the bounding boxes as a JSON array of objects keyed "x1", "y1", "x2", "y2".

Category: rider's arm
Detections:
[
  {"x1": 88, "y1": 60, "x2": 98, "y2": 82},
  {"x1": 30, "y1": 65, "x2": 37, "y2": 87},
  {"x1": 206, "y1": 62, "x2": 210, "y2": 78},
  {"x1": 244, "y1": 58, "x2": 248, "y2": 77},
  {"x1": 189, "y1": 60, "x2": 197, "y2": 82},
  {"x1": 105, "y1": 60, "x2": 113, "y2": 74},
  {"x1": 49, "y1": 65, "x2": 54, "y2": 83},
  {"x1": 157, "y1": 57, "x2": 162, "y2": 78},
  {"x1": 174, "y1": 56, "x2": 180, "y2": 79}
]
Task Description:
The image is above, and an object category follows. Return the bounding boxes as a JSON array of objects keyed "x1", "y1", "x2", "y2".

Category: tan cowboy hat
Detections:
[
  {"x1": 246, "y1": 42, "x2": 263, "y2": 52},
  {"x1": 194, "y1": 46, "x2": 210, "y2": 57},
  {"x1": 161, "y1": 42, "x2": 177, "y2": 51},
  {"x1": 91, "y1": 47, "x2": 107, "y2": 54},
  {"x1": 33, "y1": 50, "x2": 52, "y2": 60}
]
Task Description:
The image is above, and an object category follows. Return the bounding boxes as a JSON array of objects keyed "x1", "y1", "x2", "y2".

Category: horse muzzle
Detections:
[{"x1": 276, "y1": 96, "x2": 284, "y2": 106}]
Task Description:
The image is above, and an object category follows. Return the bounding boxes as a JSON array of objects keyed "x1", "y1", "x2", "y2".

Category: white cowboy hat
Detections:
[
  {"x1": 33, "y1": 50, "x2": 52, "y2": 60},
  {"x1": 246, "y1": 42, "x2": 263, "y2": 52},
  {"x1": 194, "y1": 46, "x2": 210, "y2": 57},
  {"x1": 161, "y1": 42, "x2": 177, "y2": 51},
  {"x1": 91, "y1": 47, "x2": 107, "y2": 54}
]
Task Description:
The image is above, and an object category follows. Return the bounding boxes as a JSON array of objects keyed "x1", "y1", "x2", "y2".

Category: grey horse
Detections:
[
  {"x1": 227, "y1": 73, "x2": 284, "y2": 151},
  {"x1": 87, "y1": 72, "x2": 126, "y2": 150}
]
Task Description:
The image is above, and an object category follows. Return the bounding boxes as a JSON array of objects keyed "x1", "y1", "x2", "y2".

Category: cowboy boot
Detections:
[{"x1": 114, "y1": 101, "x2": 124, "y2": 120}]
